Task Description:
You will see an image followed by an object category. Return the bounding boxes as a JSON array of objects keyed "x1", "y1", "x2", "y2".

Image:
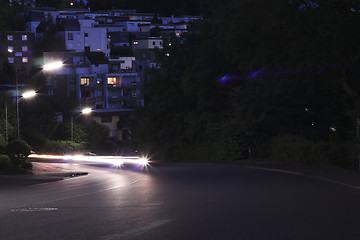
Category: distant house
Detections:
[
  {"x1": 37, "y1": 18, "x2": 110, "y2": 57},
  {"x1": 132, "y1": 37, "x2": 163, "y2": 72},
  {"x1": 25, "y1": 11, "x2": 45, "y2": 34}
]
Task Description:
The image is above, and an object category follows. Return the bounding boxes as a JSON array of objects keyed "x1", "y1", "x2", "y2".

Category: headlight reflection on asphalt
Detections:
[{"x1": 29, "y1": 154, "x2": 149, "y2": 167}]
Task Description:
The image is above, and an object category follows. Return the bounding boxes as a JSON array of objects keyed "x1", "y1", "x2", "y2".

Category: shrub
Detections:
[
  {"x1": 271, "y1": 134, "x2": 339, "y2": 165},
  {"x1": 21, "y1": 160, "x2": 33, "y2": 170},
  {"x1": 5, "y1": 140, "x2": 31, "y2": 167},
  {"x1": 44, "y1": 140, "x2": 85, "y2": 155},
  {"x1": 0, "y1": 154, "x2": 12, "y2": 169},
  {"x1": 0, "y1": 136, "x2": 6, "y2": 154}
]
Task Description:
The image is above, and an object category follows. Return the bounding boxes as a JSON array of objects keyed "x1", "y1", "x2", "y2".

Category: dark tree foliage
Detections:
[
  {"x1": 134, "y1": 0, "x2": 360, "y2": 163},
  {"x1": 85, "y1": 120, "x2": 110, "y2": 151}
]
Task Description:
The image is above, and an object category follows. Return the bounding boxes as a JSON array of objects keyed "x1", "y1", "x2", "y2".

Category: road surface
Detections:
[{"x1": 1, "y1": 162, "x2": 360, "y2": 240}]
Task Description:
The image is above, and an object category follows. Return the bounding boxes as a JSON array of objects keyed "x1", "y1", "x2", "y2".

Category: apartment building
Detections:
[
  {"x1": 43, "y1": 50, "x2": 142, "y2": 142},
  {"x1": 0, "y1": 31, "x2": 35, "y2": 72}
]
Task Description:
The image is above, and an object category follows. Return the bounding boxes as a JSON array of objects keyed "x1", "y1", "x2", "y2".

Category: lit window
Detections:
[
  {"x1": 22, "y1": 57, "x2": 28, "y2": 63},
  {"x1": 107, "y1": 77, "x2": 117, "y2": 86},
  {"x1": 7, "y1": 35, "x2": 13, "y2": 41},
  {"x1": 68, "y1": 33, "x2": 73, "y2": 40},
  {"x1": 8, "y1": 57, "x2": 14, "y2": 63},
  {"x1": 81, "y1": 77, "x2": 90, "y2": 85},
  {"x1": 22, "y1": 46, "x2": 28, "y2": 52},
  {"x1": 8, "y1": 46, "x2": 14, "y2": 53},
  {"x1": 22, "y1": 35, "x2": 27, "y2": 41}
]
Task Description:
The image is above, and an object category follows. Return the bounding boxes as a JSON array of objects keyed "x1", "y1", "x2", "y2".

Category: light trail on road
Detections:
[{"x1": 28, "y1": 154, "x2": 149, "y2": 167}]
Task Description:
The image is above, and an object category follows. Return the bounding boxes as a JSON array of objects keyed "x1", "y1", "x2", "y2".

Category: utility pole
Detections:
[{"x1": 15, "y1": 67, "x2": 20, "y2": 140}]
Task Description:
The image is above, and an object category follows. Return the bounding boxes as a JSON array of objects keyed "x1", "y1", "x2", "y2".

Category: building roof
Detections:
[
  {"x1": 57, "y1": 18, "x2": 81, "y2": 31},
  {"x1": 86, "y1": 52, "x2": 109, "y2": 65},
  {"x1": 27, "y1": 11, "x2": 45, "y2": 22}
]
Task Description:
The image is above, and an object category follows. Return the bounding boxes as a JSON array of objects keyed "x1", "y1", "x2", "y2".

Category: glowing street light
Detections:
[
  {"x1": 82, "y1": 107, "x2": 92, "y2": 114},
  {"x1": 16, "y1": 89, "x2": 36, "y2": 139},
  {"x1": 22, "y1": 90, "x2": 36, "y2": 99},
  {"x1": 43, "y1": 61, "x2": 63, "y2": 71}
]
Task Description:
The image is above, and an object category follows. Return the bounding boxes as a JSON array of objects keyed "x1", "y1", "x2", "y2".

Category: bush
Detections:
[
  {"x1": 44, "y1": 140, "x2": 85, "y2": 155},
  {"x1": 271, "y1": 134, "x2": 339, "y2": 165},
  {"x1": 0, "y1": 154, "x2": 12, "y2": 169},
  {"x1": 21, "y1": 160, "x2": 33, "y2": 170},
  {"x1": 5, "y1": 140, "x2": 31, "y2": 167},
  {"x1": 0, "y1": 136, "x2": 6, "y2": 154}
]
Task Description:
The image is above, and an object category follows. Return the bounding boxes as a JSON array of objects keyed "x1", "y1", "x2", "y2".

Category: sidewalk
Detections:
[{"x1": 0, "y1": 162, "x2": 88, "y2": 189}]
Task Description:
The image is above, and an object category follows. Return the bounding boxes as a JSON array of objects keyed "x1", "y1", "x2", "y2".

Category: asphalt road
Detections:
[{"x1": 1, "y1": 162, "x2": 360, "y2": 240}]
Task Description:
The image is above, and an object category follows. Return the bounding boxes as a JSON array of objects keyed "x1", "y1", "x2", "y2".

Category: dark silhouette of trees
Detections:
[{"x1": 133, "y1": 0, "x2": 360, "y2": 166}]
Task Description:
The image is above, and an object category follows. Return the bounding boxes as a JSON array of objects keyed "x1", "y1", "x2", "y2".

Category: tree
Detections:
[
  {"x1": 133, "y1": 0, "x2": 360, "y2": 164},
  {"x1": 85, "y1": 120, "x2": 110, "y2": 151}
]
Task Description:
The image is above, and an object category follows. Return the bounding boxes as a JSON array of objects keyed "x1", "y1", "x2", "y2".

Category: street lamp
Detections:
[
  {"x1": 22, "y1": 90, "x2": 36, "y2": 99},
  {"x1": 43, "y1": 61, "x2": 63, "y2": 71},
  {"x1": 71, "y1": 108, "x2": 92, "y2": 142},
  {"x1": 12, "y1": 61, "x2": 63, "y2": 140},
  {"x1": 16, "y1": 90, "x2": 36, "y2": 140}
]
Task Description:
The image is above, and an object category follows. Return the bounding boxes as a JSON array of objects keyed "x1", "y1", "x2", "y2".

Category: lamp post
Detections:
[
  {"x1": 16, "y1": 90, "x2": 36, "y2": 140},
  {"x1": 15, "y1": 68, "x2": 19, "y2": 139},
  {"x1": 8, "y1": 61, "x2": 63, "y2": 140},
  {"x1": 71, "y1": 107, "x2": 92, "y2": 142},
  {"x1": 14, "y1": 66, "x2": 38, "y2": 139}
]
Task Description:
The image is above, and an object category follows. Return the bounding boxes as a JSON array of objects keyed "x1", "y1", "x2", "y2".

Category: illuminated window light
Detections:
[{"x1": 81, "y1": 77, "x2": 90, "y2": 85}]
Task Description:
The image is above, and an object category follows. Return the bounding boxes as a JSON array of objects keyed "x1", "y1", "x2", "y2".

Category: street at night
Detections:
[
  {"x1": 1, "y1": 161, "x2": 360, "y2": 240},
  {"x1": 2, "y1": 1, "x2": 360, "y2": 239}
]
